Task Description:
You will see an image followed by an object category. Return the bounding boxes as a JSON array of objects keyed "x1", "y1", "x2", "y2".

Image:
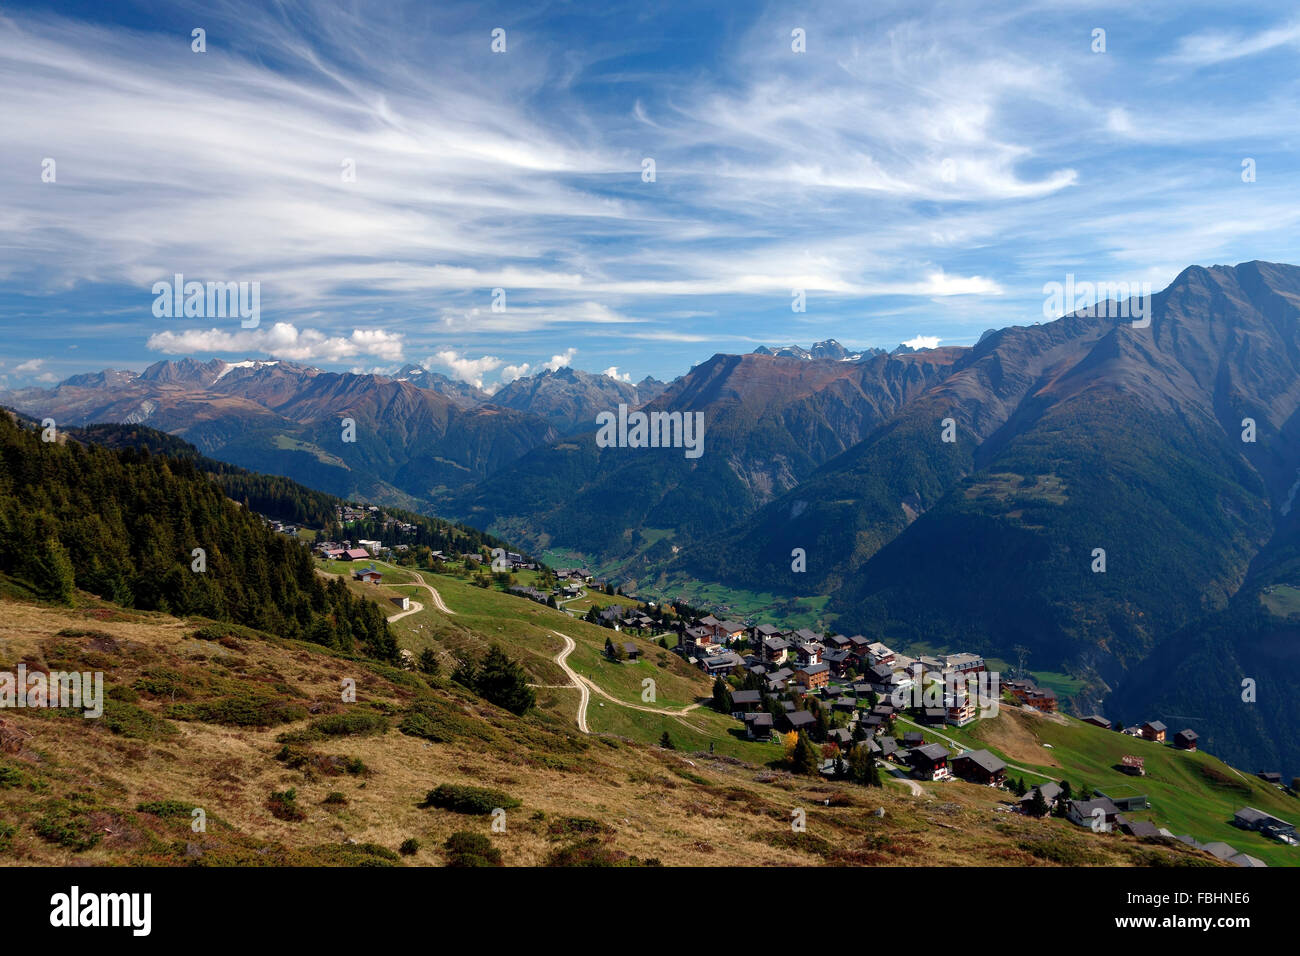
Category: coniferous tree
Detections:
[
  {"x1": 474, "y1": 644, "x2": 536, "y2": 716},
  {"x1": 1027, "y1": 786, "x2": 1049, "y2": 817},
  {"x1": 790, "y1": 732, "x2": 820, "y2": 776}
]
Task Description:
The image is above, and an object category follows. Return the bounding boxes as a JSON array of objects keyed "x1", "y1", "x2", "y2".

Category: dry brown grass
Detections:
[{"x1": 0, "y1": 596, "x2": 1205, "y2": 867}]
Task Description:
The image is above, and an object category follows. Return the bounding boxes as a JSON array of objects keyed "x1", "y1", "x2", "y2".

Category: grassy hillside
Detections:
[
  {"x1": 0, "y1": 577, "x2": 1241, "y2": 868},
  {"x1": 898, "y1": 704, "x2": 1300, "y2": 867}
]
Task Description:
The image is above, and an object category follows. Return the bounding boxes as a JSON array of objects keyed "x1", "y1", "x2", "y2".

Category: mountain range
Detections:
[{"x1": 6, "y1": 261, "x2": 1300, "y2": 776}]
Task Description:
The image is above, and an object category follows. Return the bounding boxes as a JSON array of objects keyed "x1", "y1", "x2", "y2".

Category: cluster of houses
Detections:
[
  {"x1": 1020, "y1": 783, "x2": 1284, "y2": 865},
  {"x1": 1073, "y1": 715, "x2": 1202, "y2": 754},
  {"x1": 677, "y1": 615, "x2": 990, "y2": 722},
  {"x1": 656, "y1": 612, "x2": 1022, "y2": 788},
  {"x1": 316, "y1": 542, "x2": 372, "y2": 562},
  {"x1": 335, "y1": 503, "x2": 416, "y2": 535}
]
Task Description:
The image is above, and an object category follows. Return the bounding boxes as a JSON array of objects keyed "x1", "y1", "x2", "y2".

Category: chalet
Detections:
[
  {"x1": 699, "y1": 652, "x2": 743, "y2": 676},
  {"x1": 866, "y1": 641, "x2": 895, "y2": 665},
  {"x1": 950, "y1": 749, "x2": 1006, "y2": 786},
  {"x1": 795, "y1": 662, "x2": 831, "y2": 691},
  {"x1": 827, "y1": 728, "x2": 853, "y2": 749},
  {"x1": 846, "y1": 635, "x2": 873, "y2": 660},
  {"x1": 1257, "y1": 771, "x2": 1284, "y2": 786},
  {"x1": 696, "y1": 615, "x2": 723, "y2": 638},
  {"x1": 784, "y1": 710, "x2": 817, "y2": 734},
  {"x1": 860, "y1": 737, "x2": 882, "y2": 757},
  {"x1": 762, "y1": 637, "x2": 791, "y2": 665},
  {"x1": 730, "y1": 689, "x2": 762, "y2": 714},
  {"x1": 353, "y1": 569, "x2": 382, "y2": 584},
  {"x1": 622, "y1": 643, "x2": 641, "y2": 661},
  {"x1": 392, "y1": 596, "x2": 410, "y2": 611},
  {"x1": 716, "y1": 620, "x2": 747, "y2": 644},
  {"x1": 1119, "y1": 819, "x2": 1162, "y2": 839},
  {"x1": 871, "y1": 703, "x2": 896, "y2": 721},
  {"x1": 1139, "y1": 721, "x2": 1167, "y2": 743},
  {"x1": 831, "y1": 696, "x2": 857, "y2": 714},
  {"x1": 744, "y1": 712, "x2": 775, "y2": 741},
  {"x1": 1009, "y1": 683, "x2": 1057, "y2": 712},
  {"x1": 791, "y1": 628, "x2": 821, "y2": 645},
  {"x1": 681, "y1": 626, "x2": 714, "y2": 656},
  {"x1": 867, "y1": 662, "x2": 901, "y2": 696},
  {"x1": 858, "y1": 715, "x2": 884, "y2": 733},
  {"x1": 921, "y1": 706, "x2": 947, "y2": 727},
  {"x1": 902, "y1": 731, "x2": 925, "y2": 748},
  {"x1": 946, "y1": 695, "x2": 977, "y2": 727},
  {"x1": 341, "y1": 548, "x2": 370, "y2": 561},
  {"x1": 1201, "y1": 841, "x2": 1239, "y2": 862},
  {"x1": 766, "y1": 667, "x2": 795, "y2": 692},
  {"x1": 1233, "y1": 807, "x2": 1296, "y2": 841},
  {"x1": 877, "y1": 736, "x2": 899, "y2": 760},
  {"x1": 508, "y1": 585, "x2": 547, "y2": 604},
  {"x1": 1019, "y1": 782, "x2": 1062, "y2": 812},
  {"x1": 795, "y1": 642, "x2": 824, "y2": 667},
  {"x1": 1173, "y1": 729, "x2": 1198, "y2": 751},
  {"x1": 598, "y1": 605, "x2": 629, "y2": 625},
  {"x1": 1094, "y1": 787, "x2": 1148, "y2": 812},
  {"x1": 821, "y1": 649, "x2": 852, "y2": 675},
  {"x1": 1228, "y1": 853, "x2": 1267, "y2": 867},
  {"x1": 942, "y1": 652, "x2": 985, "y2": 674},
  {"x1": 1067, "y1": 797, "x2": 1119, "y2": 831},
  {"x1": 751, "y1": 623, "x2": 782, "y2": 642},
  {"x1": 825, "y1": 634, "x2": 851, "y2": 650},
  {"x1": 1082, "y1": 715, "x2": 1113, "y2": 730},
  {"x1": 907, "y1": 742, "x2": 950, "y2": 780},
  {"x1": 1119, "y1": 755, "x2": 1145, "y2": 776}
]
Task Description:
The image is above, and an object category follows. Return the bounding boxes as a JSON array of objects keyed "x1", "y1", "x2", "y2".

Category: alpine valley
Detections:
[{"x1": 7, "y1": 260, "x2": 1300, "y2": 781}]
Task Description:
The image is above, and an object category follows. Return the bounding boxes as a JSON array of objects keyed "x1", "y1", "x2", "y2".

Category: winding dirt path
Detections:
[
  {"x1": 404, "y1": 570, "x2": 455, "y2": 614},
  {"x1": 546, "y1": 629, "x2": 709, "y2": 734},
  {"x1": 551, "y1": 632, "x2": 590, "y2": 734},
  {"x1": 386, "y1": 600, "x2": 424, "y2": 623}
]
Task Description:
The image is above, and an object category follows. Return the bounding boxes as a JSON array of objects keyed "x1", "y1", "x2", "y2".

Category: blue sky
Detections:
[{"x1": 2, "y1": 0, "x2": 1299, "y2": 390}]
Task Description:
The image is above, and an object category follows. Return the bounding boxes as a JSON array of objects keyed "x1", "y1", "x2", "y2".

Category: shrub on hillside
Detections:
[
  {"x1": 267, "y1": 788, "x2": 306, "y2": 822},
  {"x1": 421, "y1": 783, "x2": 520, "y2": 815},
  {"x1": 444, "y1": 831, "x2": 502, "y2": 866}
]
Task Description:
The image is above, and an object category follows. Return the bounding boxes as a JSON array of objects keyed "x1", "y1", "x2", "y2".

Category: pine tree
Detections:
[
  {"x1": 790, "y1": 732, "x2": 820, "y2": 776},
  {"x1": 474, "y1": 644, "x2": 536, "y2": 716},
  {"x1": 712, "y1": 675, "x2": 732, "y2": 713},
  {"x1": 659, "y1": 731, "x2": 674, "y2": 750},
  {"x1": 1027, "y1": 786, "x2": 1049, "y2": 817},
  {"x1": 33, "y1": 534, "x2": 76, "y2": 604}
]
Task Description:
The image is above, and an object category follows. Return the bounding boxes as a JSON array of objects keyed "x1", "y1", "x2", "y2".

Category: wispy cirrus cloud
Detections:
[{"x1": 2, "y1": 0, "x2": 1300, "y2": 384}]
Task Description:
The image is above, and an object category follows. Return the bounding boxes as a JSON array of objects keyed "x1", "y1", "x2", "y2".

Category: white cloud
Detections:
[
  {"x1": 901, "y1": 335, "x2": 942, "y2": 350},
  {"x1": 601, "y1": 366, "x2": 632, "y2": 382},
  {"x1": 919, "y1": 272, "x2": 1002, "y2": 296},
  {"x1": 145, "y1": 323, "x2": 404, "y2": 362},
  {"x1": 500, "y1": 363, "x2": 531, "y2": 384},
  {"x1": 543, "y1": 348, "x2": 577, "y2": 372},
  {"x1": 1165, "y1": 21, "x2": 1300, "y2": 66},
  {"x1": 14, "y1": 358, "x2": 44, "y2": 373},
  {"x1": 432, "y1": 350, "x2": 503, "y2": 389}
]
